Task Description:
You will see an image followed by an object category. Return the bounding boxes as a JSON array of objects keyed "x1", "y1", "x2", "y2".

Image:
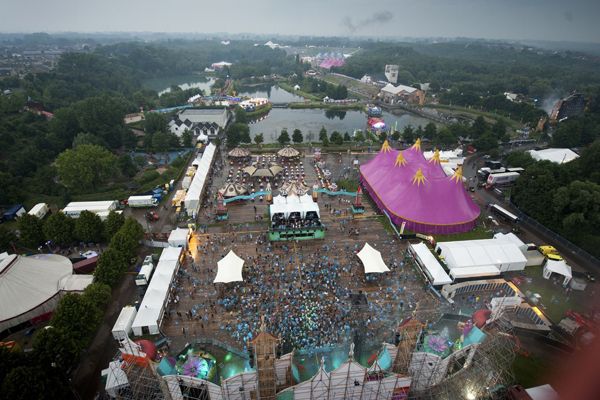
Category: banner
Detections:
[{"x1": 400, "y1": 221, "x2": 407, "y2": 235}]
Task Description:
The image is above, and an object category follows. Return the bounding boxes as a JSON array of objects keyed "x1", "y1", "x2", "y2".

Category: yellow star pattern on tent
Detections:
[
  {"x1": 395, "y1": 152, "x2": 408, "y2": 168},
  {"x1": 428, "y1": 150, "x2": 441, "y2": 165},
  {"x1": 412, "y1": 168, "x2": 428, "y2": 186},
  {"x1": 450, "y1": 166, "x2": 464, "y2": 184}
]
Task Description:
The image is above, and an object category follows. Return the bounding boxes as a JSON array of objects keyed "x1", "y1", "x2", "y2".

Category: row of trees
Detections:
[
  {"x1": 93, "y1": 215, "x2": 145, "y2": 286},
  {"x1": 16, "y1": 209, "x2": 127, "y2": 251}
]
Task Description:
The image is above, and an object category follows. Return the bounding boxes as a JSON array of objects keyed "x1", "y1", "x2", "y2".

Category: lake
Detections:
[
  {"x1": 236, "y1": 83, "x2": 305, "y2": 103},
  {"x1": 143, "y1": 74, "x2": 216, "y2": 96},
  {"x1": 141, "y1": 77, "x2": 436, "y2": 143},
  {"x1": 248, "y1": 108, "x2": 434, "y2": 143}
]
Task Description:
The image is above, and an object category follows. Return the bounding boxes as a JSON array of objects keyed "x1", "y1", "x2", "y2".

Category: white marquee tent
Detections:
[
  {"x1": 186, "y1": 143, "x2": 216, "y2": 216},
  {"x1": 357, "y1": 243, "x2": 390, "y2": 273},
  {"x1": 269, "y1": 194, "x2": 320, "y2": 221},
  {"x1": 543, "y1": 259, "x2": 572, "y2": 285},
  {"x1": 168, "y1": 227, "x2": 189, "y2": 248},
  {"x1": 493, "y1": 232, "x2": 529, "y2": 251},
  {"x1": 409, "y1": 242, "x2": 452, "y2": 286},
  {"x1": 0, "y1": 252, "x2": 93, "y2": 333},
  {"x1": 214, "y1": 251, "x2": 244, "y2": 283},
  {"x1": 528, "y1": 148, "x2": 579, "y2": 164},
  {"x1": 435, "y1": 239, "x2": 527, "y2": 272},
  {"x1": 131, "y1": 246, "x2": 182, "y2": 336}
]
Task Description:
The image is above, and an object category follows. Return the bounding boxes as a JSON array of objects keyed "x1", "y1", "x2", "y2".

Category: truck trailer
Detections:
[
  {"x1": 111, "y1": 306, "x2": 137, "y2": 341},
  {"x1": 62, "y1": 201, "x2": 120, "y2": 220},
  {"x1": 126, "y1": 195, "x2": 159, "y2": 208},
  {"x1": 28, "y1": 203, "x2": 49, "y2": 219},
  {"x1": 487, "y1": 172, "x2": 520, "y2": 187},
  {"x1": 491, "y1": 204, "x2": 520, "y2": 223}
]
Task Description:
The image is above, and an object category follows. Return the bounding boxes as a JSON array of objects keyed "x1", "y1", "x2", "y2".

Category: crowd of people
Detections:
[{"x1": 166, "y1": 228, "x2": 435, "y2": 351}]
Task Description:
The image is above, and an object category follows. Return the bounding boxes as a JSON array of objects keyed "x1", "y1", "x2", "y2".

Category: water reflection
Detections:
[
  {"x1": 325, "y1": 110, "x2": 346, "y2": 120},
  {"x1": 236, "y1": 84, "x2": 305, "y2": 103},
  {"x1": 249, "y1": 108, "x2": 435, "y2": 144}
]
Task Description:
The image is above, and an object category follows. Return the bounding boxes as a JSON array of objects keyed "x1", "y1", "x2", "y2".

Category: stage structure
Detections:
[
  {"x1": 104, "y1": 309, "x2": 516, "y2": 400},
  {"x1": 268, "y1": 194, "x2": 324, "y2": 242}
]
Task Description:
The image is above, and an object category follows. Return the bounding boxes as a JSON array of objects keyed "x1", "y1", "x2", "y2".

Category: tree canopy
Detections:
[{"x1": 56, "y1": 144, "x2": 116, "y2": 189}]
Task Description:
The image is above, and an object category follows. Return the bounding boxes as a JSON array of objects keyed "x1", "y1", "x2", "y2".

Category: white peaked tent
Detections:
[
  {"x1": 543, "y1": 259, "x2": 572, "y2": 285},
  {"x1": 215, "y1": 251, "x2": 244, "y2": 283},
  {"x1": 168, "y1": 227, "x2": 188, "y2": 248},
  {"x1": 357, "y1": 243, "x2": 390, "y2": 273}
]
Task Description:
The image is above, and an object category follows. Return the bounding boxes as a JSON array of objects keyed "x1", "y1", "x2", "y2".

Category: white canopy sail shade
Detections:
[
  {"x1": 215, "y1": 250, "x2": 245, "y2": 283},
  {"x1": 357, "y1": 243, "x2": 390, "y2": 273}
]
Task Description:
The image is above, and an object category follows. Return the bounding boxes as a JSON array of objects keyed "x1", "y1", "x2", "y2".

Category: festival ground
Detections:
[{"x1": 162, "y1": 149, "x2": 440, "y2": 353}]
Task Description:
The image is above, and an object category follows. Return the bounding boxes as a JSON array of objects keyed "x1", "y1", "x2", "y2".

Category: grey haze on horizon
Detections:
[{"x1": 2, "y1": 0, "x2": 600, "y2": 44}]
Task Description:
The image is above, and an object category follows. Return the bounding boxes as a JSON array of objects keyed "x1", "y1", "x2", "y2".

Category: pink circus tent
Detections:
[
  {"x1": 360, "y1": 140, "x2": 480, "y2": 234},
  {"x1": 319, "y1": 60, "x2": 345, "y2": 69}
]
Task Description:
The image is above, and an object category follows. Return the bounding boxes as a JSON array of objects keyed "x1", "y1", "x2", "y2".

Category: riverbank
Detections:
[
  {"x1": 277, "y1": 82, "x2": 321, "y2": 101},
  {"x1": 419, "y1": 103, "x2": 522, "y2": 131}
]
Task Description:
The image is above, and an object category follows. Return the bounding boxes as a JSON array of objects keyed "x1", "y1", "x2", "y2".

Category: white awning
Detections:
[
  {"x1": 215, "y1": 251, "x2": 244, "y2": 283},
  {"x1": 357, "y1": 243, "x2": 390, "y2": 273},
  {"x1": 409, "y1": 242, "x2": 452, "y2": 285}
]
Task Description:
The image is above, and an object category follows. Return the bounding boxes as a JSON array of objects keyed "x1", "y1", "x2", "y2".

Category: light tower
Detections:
[{"x1": 312, "y1": 181, "x2": 319, "y2": 203}]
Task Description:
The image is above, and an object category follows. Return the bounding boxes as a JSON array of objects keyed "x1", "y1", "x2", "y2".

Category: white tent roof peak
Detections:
[
  {"x1": 215, "y1": 251, "x2": 244, "y2": 283},
  {"x1": 544, "y1": 259, "x2": 572, "y2": 278},
  {"x1": 357, "y1": 243, "x2": 390, "y2": 273}
]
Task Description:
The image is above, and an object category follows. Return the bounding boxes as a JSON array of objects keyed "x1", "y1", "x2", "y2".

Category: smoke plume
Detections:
[{"x1": 341, "y1": 12, "x2": 394, "y2": 34}]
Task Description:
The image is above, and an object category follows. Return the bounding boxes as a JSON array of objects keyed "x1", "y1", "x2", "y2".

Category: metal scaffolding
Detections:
[
  {"x1": 388, "y1": 311, "x2": 517, "y2": 400},
  {"x1": 105, "y1": 311, "x2": 516, "y2": 400}
]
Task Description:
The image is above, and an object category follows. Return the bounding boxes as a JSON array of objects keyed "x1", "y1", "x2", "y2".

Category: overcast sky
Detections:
[{"x1": 3, "y1": 0, "x2": 600, "y2": 43}]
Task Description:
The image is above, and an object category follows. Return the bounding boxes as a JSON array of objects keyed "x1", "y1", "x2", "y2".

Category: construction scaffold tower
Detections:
[
  {"x1": 105, "y1": 309, "x2": 516, "y2": 400},
  {"x1": 389, "y1": 310, "x2": 517, "y2": 400}
]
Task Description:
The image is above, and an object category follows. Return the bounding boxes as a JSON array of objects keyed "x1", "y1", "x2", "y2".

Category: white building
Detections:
[
  {"x1": 528, "y1": 148, "x2": 579, "y2": 164},
  {"x1": 435, "y1": 239, "x2": 528, "y2": 274}
]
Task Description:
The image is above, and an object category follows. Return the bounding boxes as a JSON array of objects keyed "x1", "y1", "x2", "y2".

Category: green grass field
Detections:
[{"x1": 512, "y1": 352, "x2": 564, "y2": 389}]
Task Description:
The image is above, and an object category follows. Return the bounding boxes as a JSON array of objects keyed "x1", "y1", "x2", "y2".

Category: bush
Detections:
[{"x1": 139, "y1": 170, "x2": 160, "y2": 184}]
